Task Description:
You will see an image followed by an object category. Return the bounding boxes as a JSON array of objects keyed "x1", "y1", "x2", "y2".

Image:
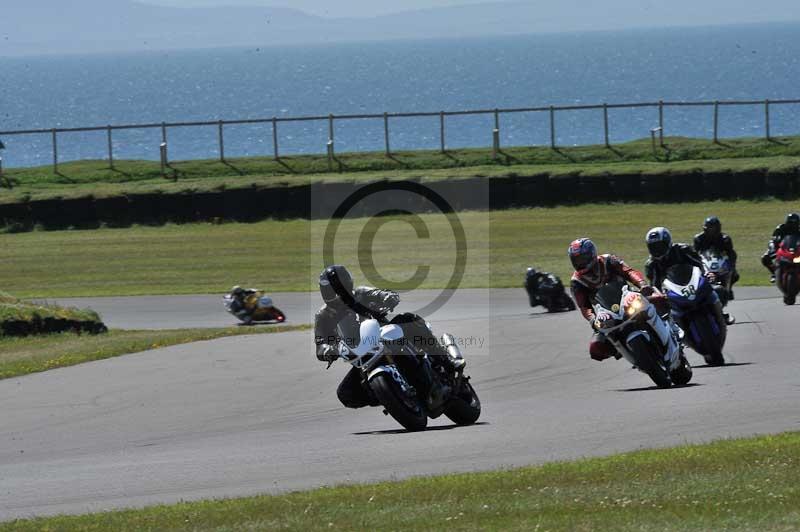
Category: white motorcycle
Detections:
[
  {"x1": 334, "y1": 316, "x2": 481, "y2": 432},
  {"x1": 593, "y1": 281, "x2": 692, "y2": 388}
]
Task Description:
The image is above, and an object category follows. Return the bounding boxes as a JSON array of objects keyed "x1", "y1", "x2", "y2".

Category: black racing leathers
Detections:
[
  {"x1": 693, "y1": 232, "x2": 739, "y2": 286},
  {"x1": 314, "y1": 286, "x2": 400, "y2": 362},
  {"x1": 645, "y1": 244, "x2": 705, "y2": 290},
  {"x1": 762, "y1": 224, "x2": 800, "y2": 273},
  {"x1": 314, "y1": 287, "x2": 451, "y2": 409},
  {"x1": 693, "y1": 232, "x2": 737, "y2": 268}
]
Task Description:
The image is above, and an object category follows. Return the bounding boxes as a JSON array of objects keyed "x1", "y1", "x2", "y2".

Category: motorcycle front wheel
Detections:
[
  {"x1": 369, "y1": 373, "x2": 428, "y2": 432},
  {"x1": 444, "y1": 380, "x2": 481, "y2": 426},
  {"x1": 670, "y1": 355, "x2": 693, "y2": 386},
  {"x1": 782, "y1": 272, "x2": 798, "y2": 305},
  {"x1": 628, "y1": 335, "x2": 671, "y2": 389},
  {"x1": 694, "y1": 313, "x2": 726, "y2": 367}
]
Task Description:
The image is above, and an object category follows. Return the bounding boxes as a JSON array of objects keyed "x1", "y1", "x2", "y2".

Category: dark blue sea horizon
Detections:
[{"x1": 1, "y1": 22, "x2": 799, "y2": 168}]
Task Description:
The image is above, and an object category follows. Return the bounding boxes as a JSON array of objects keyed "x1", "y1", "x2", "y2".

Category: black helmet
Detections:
[
  {"x1": 703, "y1": 216, "x2": 721, "y2": 236},
  {"x1": 319, "y1": 265, "x2": 354, "y2": 303},
  {"x1": 786, "y1": 213, "x2": 800, "y2": 231},
  {"x1": 646, "y1": 227, "x2": 672, "y2": 259}
]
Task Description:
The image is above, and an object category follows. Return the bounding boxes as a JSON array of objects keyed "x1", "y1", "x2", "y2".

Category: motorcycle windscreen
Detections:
[
  {"x1": 595, "y1": 281, "x2": 625, "y2": 311},
  {"x1": 337, "y1": 314, "x2": 362, "y2": 350},
  {"x1": 666, "y1": 264, "x2": 694, "y2": 286},
  {"x1": 782, "y1": 234, "x2": 800, "y2": 253}
]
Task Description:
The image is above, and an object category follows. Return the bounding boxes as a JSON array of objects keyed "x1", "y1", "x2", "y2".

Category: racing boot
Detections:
[
  {"x1": 235, "y1": 310, "x2": 253, "y2": 325},
  {"x1": 440, "y1": 334, "x2": 466, "y2": 371},
  {"x1": 712, "y1": 301, "x2": 728, "y2": 342}
]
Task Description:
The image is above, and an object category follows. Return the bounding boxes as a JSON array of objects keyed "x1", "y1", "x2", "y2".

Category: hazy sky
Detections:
[{"x1": 146, "y1": 0, "x2": 501, "y2": 17}]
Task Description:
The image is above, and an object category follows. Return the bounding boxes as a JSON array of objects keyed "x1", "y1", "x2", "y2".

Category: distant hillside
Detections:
[
  {"x1": 0, "y1": 0, "x2": 323, "y2": 55},
  {"x1": 1, "y1": 0, "x2": 798, "y2": 56}
]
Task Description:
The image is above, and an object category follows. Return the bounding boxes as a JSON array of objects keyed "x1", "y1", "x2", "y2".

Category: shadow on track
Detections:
[
  {"x1": 616, "y1": 383, "x2": 703, "y2": 393},
  {"x1": 692, "y1": 362, "x2": 754, "y2": 369},
  {"x1": 353, "y1": 421, "x2": 490, "y2": 436}
]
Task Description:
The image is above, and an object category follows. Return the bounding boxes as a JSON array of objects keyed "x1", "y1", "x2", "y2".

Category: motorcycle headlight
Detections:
[
  {"x1": 793, "y1": 256, "x2": 800, "y2": 264},
  {"x1": 626, "y1": 298, "x2": 643, "y2": 316}
]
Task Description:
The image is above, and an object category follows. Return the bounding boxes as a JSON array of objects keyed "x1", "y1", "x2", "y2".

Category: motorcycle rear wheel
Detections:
[
  {"x1": 628, "y1": 336, "x2": 672, "y2": 389},
  {"x1": 444, "y1": 380, "x2": 481, "y2": 426},
  {"x1": 369, "y1": 373, "x2": 428, "y2": 432}
]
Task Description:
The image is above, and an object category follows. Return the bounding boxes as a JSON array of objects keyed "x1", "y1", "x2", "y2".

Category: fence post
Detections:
[
  {"x1": 107, "y1": 125, "x2": 114, "y2": 169},
  {"x1": 160, "y1": 122, "x2": 169, "y2": 177},
  {"x1": 160, "y1": 142, "x2": 168, "y2": 177},
  {"x1": 650, "y1": 128, "x2": 660, "y2": 159},
  {"x1": 549, "y1": 106, "x2": 556, "y2": 149},
  {"x1": 218, "y1": 120, "x2": 225, "y2": 162},
  {"x1": 272, "y1": 117, "x2": 279, "y2": 160},
  {"x1": 384, "y1": 112, "x2": 391, "y2": 156},
  {"x1": 327, "y1": 114, "x2": 335, "y2": 171},
  {"x1": 440, "y1": 111, "x2": 446, "y2": 153},
  {"x1": 51, "y1": 128, "x2": 58, "y2": 174},
  {"x1": 328, "y1": 114, "x2": 335, "y2": 156},
  {"x1": 765, "y1": 99, "x2": 771, "y2": 141},
  {"x1": 492, "y1": 108, "x2": 500, "y2": 159},
  {"x1": 658, "y1": 100, "x2": 664, "y2": 146},
  {"x1": 603, "y1": 103, "x2": 610, "y2": 147},
  {"x1": 713, "y1": 100, "x2": 719, "y2": 144}
]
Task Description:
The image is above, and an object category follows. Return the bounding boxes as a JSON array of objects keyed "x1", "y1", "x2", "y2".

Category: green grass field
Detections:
[
  {"x1": 3, "y1": 432, "x2": 798, "y2": 531},
  {"x1": 0, "y1": 199, "x2": 794, "y2": 298},
  {"x1": 0, "y1": 325, "x2": 310, "y2": 380},
  {"x1": 1, "y1": 135, "x2": 798, "y2": 203}
]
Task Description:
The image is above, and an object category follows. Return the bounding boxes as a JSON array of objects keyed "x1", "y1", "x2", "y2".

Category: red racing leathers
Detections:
[{"x1": 570, "y1": 254, "x2": 650, "y2": 361}]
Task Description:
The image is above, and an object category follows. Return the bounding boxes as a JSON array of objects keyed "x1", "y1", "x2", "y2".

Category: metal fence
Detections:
[{"x1": 0, "y1": 98, "x2": 798, "y2": 175}]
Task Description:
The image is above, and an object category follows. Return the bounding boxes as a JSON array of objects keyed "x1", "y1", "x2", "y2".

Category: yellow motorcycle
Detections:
[{"x1": 223, "y1": 289, "x2": 286, "y2": 324}]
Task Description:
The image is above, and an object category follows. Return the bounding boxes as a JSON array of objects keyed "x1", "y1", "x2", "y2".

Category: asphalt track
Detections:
[{"x1": 2, "y1": 287, "x2": 799, "y2": 520}]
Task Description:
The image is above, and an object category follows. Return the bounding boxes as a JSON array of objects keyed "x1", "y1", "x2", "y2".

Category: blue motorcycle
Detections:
[{"x1": 661, "y1": 264, "x2": 727, "y2": 366}]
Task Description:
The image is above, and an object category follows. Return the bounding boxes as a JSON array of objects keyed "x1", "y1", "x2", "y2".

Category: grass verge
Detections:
[
  {"x1": 0, "y1": 291, "x2": 105, "y2": 335},
  {"x1": 0, "y1": 324, "x2": 310, "y2": 380},
  {"x1": 1, "y1": 135, "x2": 799, "y2": 202},
  {"x1": 3, "y1": 432, "x2": 798, "y2": 530},
  {"x1": 0, "y1": 198, "x2": 795, "y2": 298}
]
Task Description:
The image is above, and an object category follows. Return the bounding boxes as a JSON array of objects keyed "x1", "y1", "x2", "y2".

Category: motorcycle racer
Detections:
[
  {"x1": 645, "y1": 227, "x2": 706, "y2": 290},
  {"x1": 761, "y1": 213, "x2": 800, "y2": 283},
  {"x1": 314, "y1": 265, "x2": 462, "y2": 409},
  {"x1": 693, "y1": 216, "x2": 739, "y2": 292},
  {"x1": 525, "y1": 267, "x2": 575, "y2": 311},
  {"x1": 645, "y1": 226, "x2": 727, "y2": 335},
  {"x1": 568, "y1": 238, "x2": 655, "y2": 362},
  {"x1": 228, "y1": 285, "x2": 260, "y2": 324}
]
